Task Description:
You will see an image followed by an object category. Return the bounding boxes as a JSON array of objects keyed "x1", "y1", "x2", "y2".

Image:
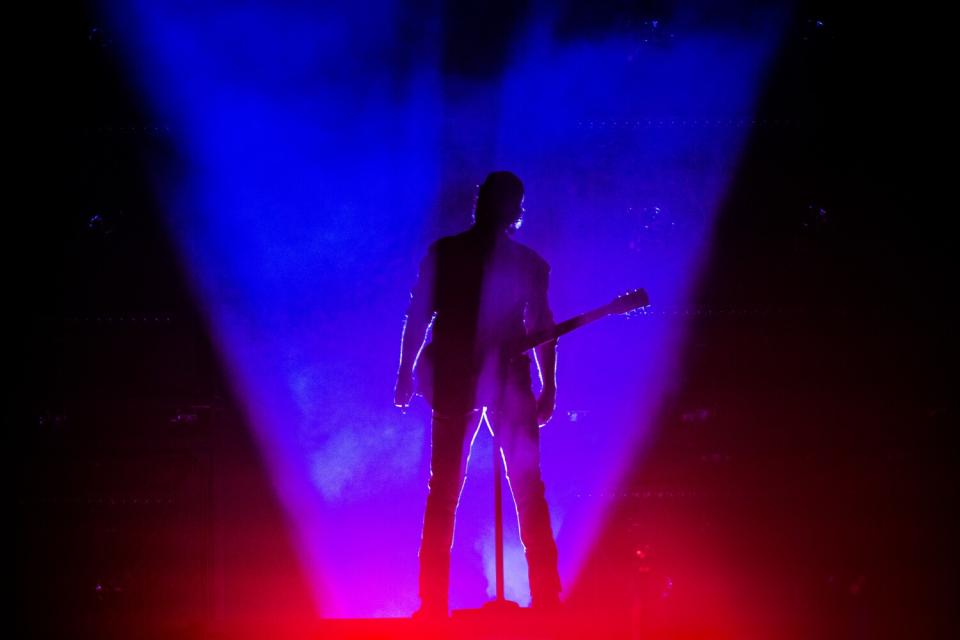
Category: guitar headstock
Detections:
[{"x1": 605, "y1": 288, "x2": 650, "y2": 315}]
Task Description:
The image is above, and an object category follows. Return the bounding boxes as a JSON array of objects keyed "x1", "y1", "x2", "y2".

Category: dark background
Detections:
[{"x1": 18, "y1": 1, "x2": 955, "y2": 637}]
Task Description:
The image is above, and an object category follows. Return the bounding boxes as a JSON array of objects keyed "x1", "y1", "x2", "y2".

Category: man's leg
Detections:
[
  {"x1": 490, "y1": 396, "x2": 562, "y2": 607},
  {"x1": 418, "y1": 410, "x2": 480, "y2": 613}
]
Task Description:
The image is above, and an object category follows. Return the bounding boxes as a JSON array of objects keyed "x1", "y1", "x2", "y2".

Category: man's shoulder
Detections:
[
  {"x1": 426, "y1": 232, "x2": 549, "y2": 273},
  {"x1": 506, "y1": 238, "x2": 550, "y2": 273},
  {"x1": 428, "y1": 231, "x2": 471, "y2": 253}
]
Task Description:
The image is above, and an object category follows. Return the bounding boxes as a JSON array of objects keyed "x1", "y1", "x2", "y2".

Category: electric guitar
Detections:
[{"x1": 414, "y1": 288, "x2": 650, "y2": 407}]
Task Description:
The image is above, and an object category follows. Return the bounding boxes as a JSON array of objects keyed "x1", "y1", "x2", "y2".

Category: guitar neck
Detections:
[{"x1": 516, "y1": 306, "x2": 610, "y2": 354}]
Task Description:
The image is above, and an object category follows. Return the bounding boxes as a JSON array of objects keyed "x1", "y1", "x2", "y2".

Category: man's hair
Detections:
[{"x1": 473, "y1": 171, "x2": 525, "y2": 231}]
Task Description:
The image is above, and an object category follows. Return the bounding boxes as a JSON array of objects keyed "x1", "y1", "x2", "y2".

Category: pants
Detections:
[{"x1": 417, "y1": 379, "x2": 561, "y2": 607}]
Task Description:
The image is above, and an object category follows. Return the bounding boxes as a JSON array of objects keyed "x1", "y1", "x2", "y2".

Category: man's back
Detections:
[{"x1": 408, "y1": 227, "x2": 553, "y2": 410}]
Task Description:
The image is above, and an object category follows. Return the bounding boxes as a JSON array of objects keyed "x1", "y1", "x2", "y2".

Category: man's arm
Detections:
[
  {"x1": 398, "y1": 314, "x2": 431, "y2": 376},
  {"x1": 526, "y1": 261, "x2": 558, "y2": 426},
  {"x1": 534, "y1": 340, "x2": 557, "y2": 390},
  {"x1": 394, "y1": 248, "x2": 436, "y2": 408}
]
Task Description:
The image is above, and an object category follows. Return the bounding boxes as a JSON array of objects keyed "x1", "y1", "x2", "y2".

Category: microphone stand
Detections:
[{"x1": 480, "y1": 422, "x2": 520, "y2": 614}]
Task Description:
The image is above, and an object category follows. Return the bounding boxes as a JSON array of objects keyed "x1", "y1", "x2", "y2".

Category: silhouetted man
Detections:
[{"x1": 394, "y1": 171, "x2": 561, "y2": 617}]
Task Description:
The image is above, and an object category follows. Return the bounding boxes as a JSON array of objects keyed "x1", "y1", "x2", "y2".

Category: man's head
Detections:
[{"x1": 473, "y1": 171, "x2": 525, "y2": 233}]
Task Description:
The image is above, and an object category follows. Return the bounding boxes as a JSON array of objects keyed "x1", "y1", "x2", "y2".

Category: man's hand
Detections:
[
  {"x1": 536, "y1": 385, "x2": 557, "y2": 427},
  {"x1": 394, "y1": 369, "x2": 415, "y2": 409}
]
